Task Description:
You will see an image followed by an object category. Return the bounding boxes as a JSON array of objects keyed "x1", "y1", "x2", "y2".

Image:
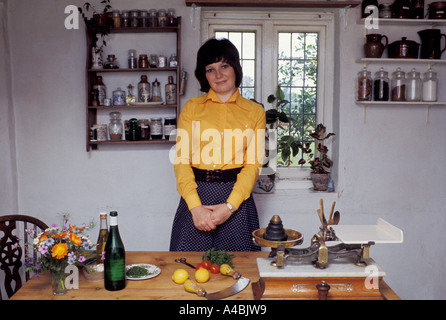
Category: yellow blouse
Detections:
[{"x1": 174, "y1": 89, "x2": 266, "y2": 210}]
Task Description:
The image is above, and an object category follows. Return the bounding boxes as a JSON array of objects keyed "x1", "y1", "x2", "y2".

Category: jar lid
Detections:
[
  {"x1": 424, "y1": 68, "x2": 437, "y2": 78},
  {"x1": 151, "y1": 117, "x2": 162, "y2": 121},
  {"x1": 109, "y1": 111, "x2": 122, "y2": 118},
  {"x1": 407, "y1": 68, "x2": 420, "y2": 78},
  {"x1": 374, "y1": 67, "x2": 388, "y2": 77},
  {"x1": 165, "y1": 117, "x2": 176, "y2": 120},
  {"x1": 392, "y1": 67, "x2": 405, "y2": 77}
]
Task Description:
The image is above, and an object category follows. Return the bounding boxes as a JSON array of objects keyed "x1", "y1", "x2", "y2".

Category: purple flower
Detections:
[
  {"x1": 78, "y1": 256, "x2": 86, "y2": 263},
  {"x1": 38, "y1": 245, "x2": 48, "y2": 255},
  {"x1": 51, "y1": 224, "x2": 58, "y2": 228},
  {"x1": 35, "y1": 274, "x2": 40, "y2": 280},
  {"x1": 35, "y1": 263, "x2": 41, "y2": 270}
]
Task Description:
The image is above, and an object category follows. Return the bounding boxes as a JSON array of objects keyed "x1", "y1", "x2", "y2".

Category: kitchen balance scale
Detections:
[{"x1": 251, "y1": 200, "x2": 403, "y2": 300}]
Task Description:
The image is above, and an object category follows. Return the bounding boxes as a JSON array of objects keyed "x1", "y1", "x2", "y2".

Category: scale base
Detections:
[{"x1": 252, "y1": 276, "x2": 384, "y2": 300}]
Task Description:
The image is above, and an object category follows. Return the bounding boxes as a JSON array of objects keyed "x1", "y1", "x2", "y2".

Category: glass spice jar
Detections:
[
  {"x1": 149, "y1": 9, "x2": 158, "y2": 27},
  {"x1": 109, "y1": 112, "x2": 123, "y2": 140},
  {"x1": 167, "y1": 8, "x2": 177, "y2": 26},
  {"x1": 138, "y1": 119, "x2": 150, "y2": 140},
  {"x1": 422, "y1": 68, "x2": 438, "y2": 102},
  {"x1": 164, "y1": 117, "x2": 177, "y2": 140},
  {"x1": 158, "y1": 9, "x2": 167, "y2": 27},
  {"x1": 391, "y1": 67, "x2": 406, "y2": 101},
  {"x1": 139, "y1": 54, "x2": 148, "y2": 68},
  {"x1": 149, "y1": 54, "x2": 157, "y2": 68},
  {"x1": 130, "y1": 10, "x2": 139, "y2": 27},
  {"x1": 406, "y1": 68, "x2": 421, "y2": 102},
  {"x1": 112, "y1": 10, "x2": 121, "y2": 28},
  {"x1": 150, "y1": 117, "x2": 163, "y2": 139},
  {"x1": 140, "y1": 10, "x2": 149, "y2": 27},
  {"x1": 373, "y1": 67, "x2": 390, "y2": 101},
  {"x1": 121, "y1": 10, "x2": 129, "y2": 27},
  {"x1": 357, "y1": 67, "x2": 372, "y2": 101}
]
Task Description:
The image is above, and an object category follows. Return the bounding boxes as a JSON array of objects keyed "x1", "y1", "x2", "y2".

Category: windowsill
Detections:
[{"x1": 254, "y1": 177, "x2": 337, "y2": 197}]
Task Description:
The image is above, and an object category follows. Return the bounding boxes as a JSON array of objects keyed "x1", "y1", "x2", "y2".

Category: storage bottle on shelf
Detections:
[
  {"x1": 104, "y1": 211, "x2": 126, "y2": 291},
  {"x1": 127, "y1": 118, "x2": 140, "y2": 141},
  {"x1": 406, "y1": 68, "x2": 421, "y2": 102},
  {"x1": 96, "y1": 212, "x2": 108, "y2": 263},
  {"x1": 152, "y1": 78, "x2": 162, "y2": 102},
  {"x1": 92, "y1": 76, "x2": 106, "y2": 106},
  {"x1": 357, "y1": 67, "x2": 372, "y2": 101},
  {"x1": 165, "y1": 76, "x2": 177, "y2": 105},
  {"x1": 138, "y1": 75, "x2": 151, "y2": 103},
  {"x1": 373, "y1": 67, "x2": 389, "y2": 101},
  {"x1": 422, "y1": 68, "x2": 438, "y2": 102},
  {"x1": 126, "y1": 84, "x2": 136, "y2": 105},
  {"x1": 391, "y1": 67, "x2": 406, "y2": 101}
]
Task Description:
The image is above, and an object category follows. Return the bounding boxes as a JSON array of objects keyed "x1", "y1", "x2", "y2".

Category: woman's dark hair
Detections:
[{"x1": 195, "y1": 38, "x2": 243, "y2": 92}]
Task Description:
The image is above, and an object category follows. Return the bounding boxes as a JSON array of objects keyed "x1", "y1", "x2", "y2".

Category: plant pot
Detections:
[
  {"x1": 253, "y1": 174, "x2": 276, "y2": 193},
  {"x1": 311, "y1": 173, "x2": 330, "y2": 191}
]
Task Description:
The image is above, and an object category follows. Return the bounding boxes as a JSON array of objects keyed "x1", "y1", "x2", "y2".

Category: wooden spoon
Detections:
[
  {"x1": 328, "y1": 201, "x2": 336, "y2": 225},
  {"x1": 332, "y1": 211, "x2": 340, "y2": 225}
]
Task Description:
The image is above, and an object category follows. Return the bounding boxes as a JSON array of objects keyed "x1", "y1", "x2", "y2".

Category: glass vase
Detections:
[{"x1": 51, "y1": 268, "x2": 68, "y2": 295}]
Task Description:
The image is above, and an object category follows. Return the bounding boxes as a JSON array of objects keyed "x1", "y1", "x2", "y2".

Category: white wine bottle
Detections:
[
  {"x1": 104, "y1": 211, "x2": 126, "y2": 291},
  {"x1": 96, "y1": 212, "x2": 108, "y2": 263}
]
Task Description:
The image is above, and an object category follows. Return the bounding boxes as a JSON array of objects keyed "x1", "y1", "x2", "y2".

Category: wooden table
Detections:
[{"x1": 10, "y1": 251, "x2": 400, "y2": 300}]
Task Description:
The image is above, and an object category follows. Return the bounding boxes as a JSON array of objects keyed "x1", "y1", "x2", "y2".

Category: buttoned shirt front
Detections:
[{"x1": 174, "y1": 89, "x2": 266, "y2": 210}]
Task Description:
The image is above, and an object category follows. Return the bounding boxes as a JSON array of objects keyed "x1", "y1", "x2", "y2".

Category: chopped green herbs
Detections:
[{"x1": 126, "y1": 266, "x2": 151, "y2": 278}]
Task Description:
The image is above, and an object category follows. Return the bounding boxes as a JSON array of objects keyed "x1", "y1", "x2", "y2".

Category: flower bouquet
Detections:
[{"x1": 24, "y1": 214, "x2": 95, "y2": 295}]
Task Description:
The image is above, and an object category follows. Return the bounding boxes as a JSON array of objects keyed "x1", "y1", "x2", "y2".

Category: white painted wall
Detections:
[{"x1": 2, "y1": 0, "x2": 446, "y2": 299}]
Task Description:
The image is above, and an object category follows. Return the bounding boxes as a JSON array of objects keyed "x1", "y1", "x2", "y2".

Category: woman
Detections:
[{"x1": 169, "y1": 38, "x2": 265, "y2": 251}]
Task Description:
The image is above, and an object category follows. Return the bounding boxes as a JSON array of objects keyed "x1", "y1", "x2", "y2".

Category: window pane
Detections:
[
  {"x1": 277, "y1": 32, "x2": 318, "y2": 168},
  {"x1": 213, "y1": 31, "x2": 256, "y2": 99}
]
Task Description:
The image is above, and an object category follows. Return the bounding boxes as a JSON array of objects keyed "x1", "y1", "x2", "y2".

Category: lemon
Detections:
[
  {"x1": 172, "y1": 269, "x2": 189, "y2": 284},
  {"x1": 195, "y1": 268, "x2": 210, "y2": 283}
]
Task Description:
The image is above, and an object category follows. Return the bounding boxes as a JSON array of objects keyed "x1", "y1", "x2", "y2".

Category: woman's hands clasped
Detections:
[{"x1": 190, "y1": 203, "x2": 233, "y2": 232}]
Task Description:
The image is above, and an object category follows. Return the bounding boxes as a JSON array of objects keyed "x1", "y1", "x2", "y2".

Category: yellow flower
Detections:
[
  {"x1": 69, "y1": 232, "x2": 82, "y2": 246},
  {"x1": 51, "y1": 243, "x2": 68, "y2": 259}
]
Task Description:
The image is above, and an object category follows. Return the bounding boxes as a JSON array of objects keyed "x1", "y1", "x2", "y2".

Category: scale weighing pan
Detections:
[{"x1": 331, "y1": 218, "x2": 403, "y2": 244}]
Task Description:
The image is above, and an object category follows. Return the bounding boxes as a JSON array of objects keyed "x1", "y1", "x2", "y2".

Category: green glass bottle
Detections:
[{"x1": 104, "y1": 211, "x2": 126, "y2": 291}]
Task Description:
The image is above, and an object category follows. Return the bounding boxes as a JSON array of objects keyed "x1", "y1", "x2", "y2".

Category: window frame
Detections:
[{"x1": 201, "y1": 10, "x2": 335, "y2": 184}]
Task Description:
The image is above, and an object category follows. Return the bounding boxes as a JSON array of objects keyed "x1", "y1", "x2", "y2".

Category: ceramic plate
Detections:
[{"x1": 126, "y1": 263, "x2": 161, "y2": 280}]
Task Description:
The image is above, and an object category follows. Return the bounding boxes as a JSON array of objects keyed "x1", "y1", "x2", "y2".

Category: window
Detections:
[{"x1": 202, "y1": 10, "x2": 334, "y2": 181}]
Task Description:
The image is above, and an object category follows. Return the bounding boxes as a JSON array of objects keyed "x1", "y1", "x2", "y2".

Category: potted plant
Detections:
[
  {"x1": 78, "y1": 1, "x2": 112, "y2": 27},
  {"x1": 79, "y1": 1, "x2": 112, "y2": 68},
  {"x1": 251, "y1": 86, "x2": 290, "y2": 193},
  {"x1": 308, "y1": 123, "x2": 335, "y2": 191}
]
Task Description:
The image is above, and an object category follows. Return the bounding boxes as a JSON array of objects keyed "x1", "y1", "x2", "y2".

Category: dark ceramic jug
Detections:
[
  {"x1": 364, "y1": 34, "x2": 388, "y2": 58},
  {"x1": 418, "y1": 29, "x2": 446, "y2": 59}
]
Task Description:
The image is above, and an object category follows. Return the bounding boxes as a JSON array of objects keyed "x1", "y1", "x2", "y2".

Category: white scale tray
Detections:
[{"x1": 331, "y1": 218, "x2": 404, "y2": 244}]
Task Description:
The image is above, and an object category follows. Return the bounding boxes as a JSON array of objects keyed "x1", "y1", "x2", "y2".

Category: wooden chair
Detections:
[{"x1": 0, "y1": 214, "x2": 48, "y2": 300}]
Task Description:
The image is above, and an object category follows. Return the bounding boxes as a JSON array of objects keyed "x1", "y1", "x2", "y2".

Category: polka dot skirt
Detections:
[{"x1": 169, "y1": 180, "x2": 261, "y2": 252}]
